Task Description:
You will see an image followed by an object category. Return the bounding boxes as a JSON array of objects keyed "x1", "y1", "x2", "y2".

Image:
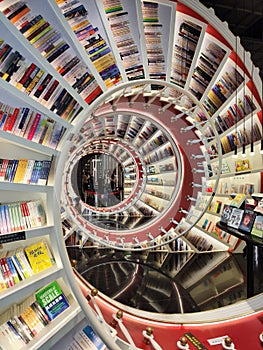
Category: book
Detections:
[
  {"x1": 251, "y1": 214, "x2": 263, "y2": 238},
  {"x1": 235, "y1": 159, "x2": 251, "y2": 172},
  {"x1": 0, "y1": 321, "x2": 25, "y2": 349},
  {"x1": 19, "y1": 304, "x2": 45, "y2": 336},
  {"x1": 73, "y1": 325, "x2": 107, "y2": 350},
  {"x1": 254, "y1": 197, "x2": 263, "y2": 214},
  {"x1": 0, "y1": 257, "x2": 15, "y2": 287},
  {"x1": 13, "y1": 315, "x2": 34, "y2": 342},
  {"x1": 228, "y1": 207, "x2": 244, "y2": 229},
  {"x1": 6, "y1": 256, "x2": 20, "y2": 284},
  {"x1": 220, "y1": 204, "x2": 233, "y2": 225},
  {"x1": 37, "y1": 159, "x2": 52, "y2": 185},
  {"x1": 10, "y1": 251, "x2": 26, "y2": 280},
  {"x1": 13, "y1": 159, "x2": 29, "y2": 183},
  {"x1": 27, "y1": 112, "x2": 41, "y2": 140},
  {"x1": 24, "y1": 240, "x2": 53, "y2": 274},
  {"x1": 238, "y1": 208, "x2": 257, "y2": 233},
  {"x1": 230, "y1": 193, "x2": 247, "y2": 208},
  {"x1": 35, "y1": 280, "x2": 70, "y2": 320},
  {"x1": 29, "y1": 160, "x2": 43, "y2": 184},
  {"x1": 15, "y1": 248, "x2": 34, "y2": 279},
  {"x1": 8, "y1": 317, "x2": 32, "y2": 344},
  {"x1": 8, "y1": 159, "x2": 19, "y2": 183}
]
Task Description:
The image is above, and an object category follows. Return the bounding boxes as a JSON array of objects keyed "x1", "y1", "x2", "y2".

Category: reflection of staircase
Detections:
[{"x1": 67, "y1": 244, "x2": 246, "y2": 315}]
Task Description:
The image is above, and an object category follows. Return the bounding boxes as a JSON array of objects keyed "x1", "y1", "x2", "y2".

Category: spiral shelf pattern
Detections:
[{"x1": 0, "y1": 0, "x2": 262, "y2": 349}]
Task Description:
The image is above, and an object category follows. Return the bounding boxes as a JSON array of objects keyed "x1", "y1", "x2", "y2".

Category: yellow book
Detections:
[
  {"x1": 24, "y1": 18, "x2": 46, "y2": 38},
  {"x1": 30, "y1": 26, "x2": 52, "y2": 45},
  {"x1": 24, "y1": 241, "x2": 53, "y2": 274},
  {"x1": 13, "y1": 159, "x2": 28, "y2": 183},
  {"x1": 25, "y1": 69, "x2": 44, "y2": 95},
  {"x1": 72, "y1": 19, "x2": 89, "y2": 32},
  {"x1": 42, "y1": 122, "x2": 54, "y2": 146},
  {"x1": 230, "y1": 193, "x2": 247, "y2": 208}
]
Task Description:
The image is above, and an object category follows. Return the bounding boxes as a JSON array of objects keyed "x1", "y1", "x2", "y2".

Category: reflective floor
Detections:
[{"x1": 67, "y1": 245, "x2": 263, "y2": 313}]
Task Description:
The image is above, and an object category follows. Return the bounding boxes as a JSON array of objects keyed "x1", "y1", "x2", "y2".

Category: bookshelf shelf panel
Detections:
[
  {"x1": 0, "y1": 265, "x2": 63, "y2": 307},
  {"x1": 170, "y1": 11, "x2": 206, "y2": 90}
]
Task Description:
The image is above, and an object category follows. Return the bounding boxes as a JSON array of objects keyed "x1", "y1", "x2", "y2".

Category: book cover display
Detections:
[
  {"x1": 220, "y1": 204, "x2": 233, "y2": 225},
  {"x1": 238, "y1": 209, "x2": 257, "y2": 233},
  {"x1": 73, "y1": 325, "x2": 107, "y2": 350},
  {"x1": 24, "y1": 240, "x2": 53, "y2": 274},
  {"x1": 35, "y1": 280, "x2": 70, "y2": 320},
  {"x1": 227, "y1": 208, "x2": 244, "y2": 229},
  {"x1": 251, "y1": 215, "x2": 263, "y2": 238}
]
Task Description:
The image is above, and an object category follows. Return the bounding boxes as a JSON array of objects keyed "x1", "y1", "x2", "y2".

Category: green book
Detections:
[{"x1": 35, "y1": 281, "x2": 69, "y2": 320}]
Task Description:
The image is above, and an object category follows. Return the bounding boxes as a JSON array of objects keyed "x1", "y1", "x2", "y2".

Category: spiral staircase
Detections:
[{"x1": 30, "y1": 0, "x2": 263, "y2": 348}]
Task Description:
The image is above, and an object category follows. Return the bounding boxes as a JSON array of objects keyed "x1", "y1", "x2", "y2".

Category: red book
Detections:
[
  {"x1": 20, "y1": 201, "x2": 30, "y2": 229},
  {"x1": 18, "y1": 62, "x2": 37, "y2": 87},
  {"x1": 2, "y1": 109, "x2": 14, "y2": 131},
  {"x1": 42, "y1": 80, "x2": 59, "y2": 102},
  {"x1": 84, "y1": 86, "x2": 102, "y2": 104},
  {"x1": 0, "y1": 43, "x2": 11, "y2": 61},
  {"x1": 5, "y1": 107, "x2": 20, "y2": 131},
  {"x1": 227, "y1": 109, "x2": 235, "y2": 124},
  {"x1": 0, "y1": 257, "x2": 15, "y2": 287},
  {"x1": 27, "y1": 113, "x2": 41, "y2": 140},
  {"x1": 0, "y1": 159, "x2": 9, "y2": 181}
]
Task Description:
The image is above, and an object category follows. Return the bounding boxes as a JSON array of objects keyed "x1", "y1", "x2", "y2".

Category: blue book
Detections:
[
  {"x1": 30, "y1": 160, "x2": 43, "y2": 184},
  {"x1": 0, "y1": 112, "x2": 8, "y2": 129},
  {"x1": 17, "y1": 107, "x2": 30, "y2": 134},
  {"x1": 82, "y1": 325, "x2": 106, "y2": 350},
  {"x1": 9, "y1": 159, "x2": 19, "y2": 182},
  {"x1": 37, "y1": 159, "x2": 52, "y2": 185}
]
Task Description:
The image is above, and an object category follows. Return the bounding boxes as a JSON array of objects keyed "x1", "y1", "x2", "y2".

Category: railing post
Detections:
[
  {"x1": 177, "y1": 336, "x2": 189, "y2": 349},
  {"x1": 142, "y1": 327, "x2": 162, "y2": 350}
]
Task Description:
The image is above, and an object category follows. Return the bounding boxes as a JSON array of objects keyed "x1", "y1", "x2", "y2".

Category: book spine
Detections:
[
  {"x1": 15, "y1": 250, "x2": 33, "y2": 278},
  {"x1": 0, "y1": 257, "x2": 15, "y2": 287},
  {"x1": 16, "y1": 62, "x2": 37, "y2": 89},
  {"x1": 11, "y1": 254, "x2": 26, "y2": 280},
  {"x1": 27, "y1": 113, "x2": 41, "y2": 140},
  {"x1": 7, "y1": 256, "x2": 20, "y2": 284},
  {"x1": 21, "y1": 110, "x2": 36, "y2": 139}
]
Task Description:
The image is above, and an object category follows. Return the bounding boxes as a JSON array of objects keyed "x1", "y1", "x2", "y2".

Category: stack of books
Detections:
[
  {"x1": 102, "y1": 0, "x2": 145, "y2": 81},
  {"x1": 0, "y1": 38, "x2": 82, "y2": 120},
  {"x1": 0, "y1": 240, "x2": 53, "y2": 291},
  {"x1": 125, "y1": 115, "x2": 144, "y2": 141},
  {"x1": 188, "y1": 37, "x2": 227, "y2": 101},
  {"x1": 0, "y1": 102, "x2": 66, "y2": 148},
  {"x1": 220, "y1": 122, "x2": 261, "y2": 155},
  {"x1": 184, "y1": 229, "x2": 214, "y2": 251},
  {"x1": 171, "y1": 15, "x2": 202, "y2": 87},
  {"x1": 203, "y1": 60, "x2": 244, "y2": 117},
  {"x1": 57, "y1": 0, "x2": 122, "y2": 89},
  {"x1": 0, "y1": 280, "x2": 69, "y2": 348},
  {"x1": 0, "y1": 157, "x2": 52, "y2": 185},
  {"x1": 0, "y1": 199, "x2": 46, "y2": 234},
  {"x1": 142, "y1": 1, "x2": 166, "y2": 83},
  {"x1": 200, "y1": 94, "x2": 257, "y2": 141},
  {"x1": 3, "y1": 0, "x2": 102, "y2": 105}
]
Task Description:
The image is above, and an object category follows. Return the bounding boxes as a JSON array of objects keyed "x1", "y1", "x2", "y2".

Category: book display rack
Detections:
[{"x1": 0, "y1": 0, "x2": 262, "y2": 349}]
